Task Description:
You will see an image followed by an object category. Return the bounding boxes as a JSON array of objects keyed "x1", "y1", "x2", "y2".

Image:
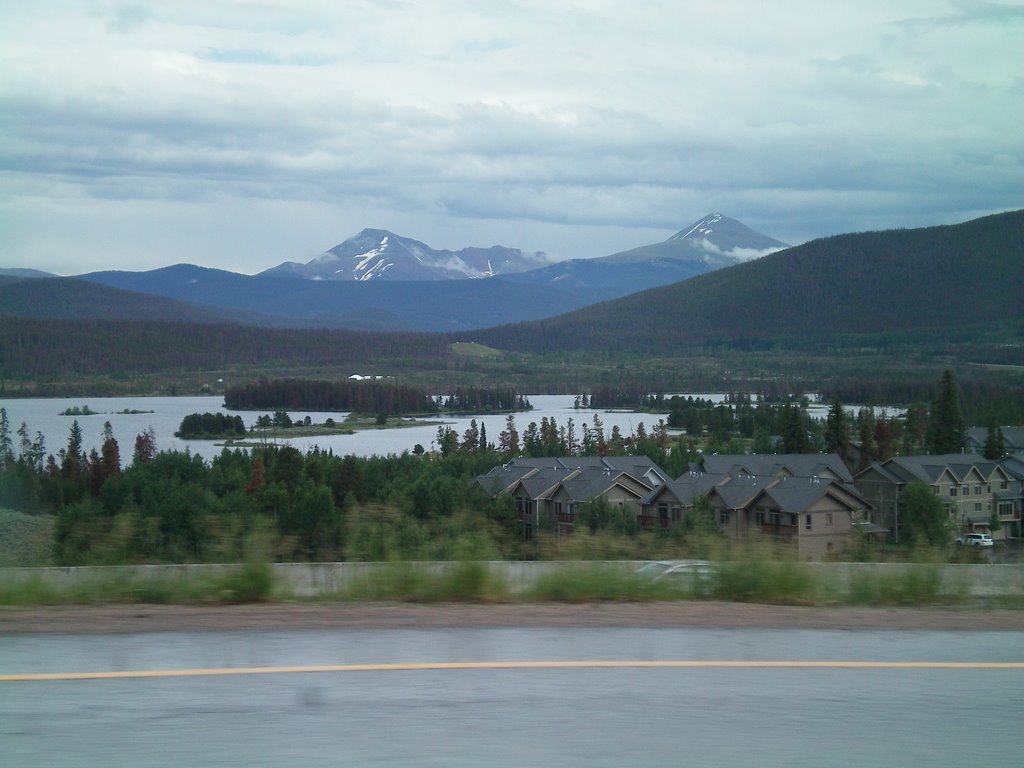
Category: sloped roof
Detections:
[
  {"x1": 879, "y1": 453, "x2": 999, "y2": 485},
  {"x1": 476, "y1": 464, "x2": 536, "y2": 494},
  {"x1": 966, "y1": 426, "x2": 1024, "y2": 452},
  {"x1": 560, "y1": 471, "x2": 638, "y2": 503},
  {"x1": 854, "y1": 461, "x2": 905, "y2": 485},
  {"x1": 508, "y1": 455, "x2": 668, "y2": 483},
  {"x1": 695, "y1": 453, "x2": 853, "y2": 484},
  {"x1": 519, "y1": 468, "x2": 577, "y2": 498},
  {"x1": 710, "y1": 476, "x2": 769, "y2": 509},
  {"x1": 639, "y1": 472, "x2": 726, "y2": 505},
  {"x1": 759, "y1": 478, "x2": 848, "y2": 514}
]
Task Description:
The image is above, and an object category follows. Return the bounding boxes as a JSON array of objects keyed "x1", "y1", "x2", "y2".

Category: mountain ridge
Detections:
[
  {"x1": 460, "y1": 209, "x2": 1024, "y2": 354},
  {"x1": 261, "y1": 228, "x2": 553, "y2": 281}
]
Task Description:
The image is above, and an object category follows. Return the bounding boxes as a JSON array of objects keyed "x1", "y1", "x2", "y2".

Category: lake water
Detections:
[
  {"x1": 1, "y1": 394, "x2": 898, "y2": 466},
  {"x1": 0, "y1": 394, "x2": 679, "y2": 465}
]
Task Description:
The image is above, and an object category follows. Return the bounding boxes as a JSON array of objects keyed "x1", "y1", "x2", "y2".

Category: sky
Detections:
[{"x1": 2, "y1": 1, "x2": 1022, "y2": 276}]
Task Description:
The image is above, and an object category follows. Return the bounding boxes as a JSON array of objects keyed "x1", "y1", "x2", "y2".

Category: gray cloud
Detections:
[{"x1": 1, "y1": 1, "x2": 1021, "y2": 274}]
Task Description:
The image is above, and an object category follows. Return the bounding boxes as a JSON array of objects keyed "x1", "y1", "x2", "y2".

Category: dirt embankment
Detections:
[{"x1": 3, "y1": 601, "x2": 1023, "y2": 635}]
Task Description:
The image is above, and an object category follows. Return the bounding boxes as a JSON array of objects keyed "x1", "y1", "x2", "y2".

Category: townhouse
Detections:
[
  {"x1": 479, "y1": 453, "x2": 868, "y2": 558},
  {"x1": 854, "y1": 453, "x2": 1023, "y2": 542}
]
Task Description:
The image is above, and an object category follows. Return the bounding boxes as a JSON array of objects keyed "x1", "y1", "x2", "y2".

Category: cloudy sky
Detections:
[{"x1": 2, "y1": 1, "x2": 1022, "y2": 275}]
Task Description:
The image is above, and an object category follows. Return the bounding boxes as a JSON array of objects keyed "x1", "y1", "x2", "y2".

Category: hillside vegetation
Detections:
[
  {"x1": 1, "y1": 211, "x2": 1020, "y2": 397},
  {"x1": 461, "y1": 210, "x2": 1024, "y2": 354}
]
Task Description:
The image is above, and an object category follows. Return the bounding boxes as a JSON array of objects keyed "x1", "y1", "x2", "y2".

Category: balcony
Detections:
[{"x1": 759, "y1": 523, "x2": 798, "y2": 537}]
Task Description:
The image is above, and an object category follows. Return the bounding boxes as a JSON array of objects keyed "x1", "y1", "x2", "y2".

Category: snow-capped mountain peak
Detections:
[
  {"x1": 667, "y1": 212, "x2": 789, "y2": 267},
  {"x1": 261, "y1": 229, "x2": 551, "y2": 281}
]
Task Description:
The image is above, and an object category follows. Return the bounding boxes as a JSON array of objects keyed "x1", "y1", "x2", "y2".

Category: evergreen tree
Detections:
[
  {"x1": 857, "y1": 408, "x2": 877, "y2": 470},
  {"x1": 823, "y1": 398, "x2": 850, "y2": 460},
  {"x1": 62, "y1": 420, "x2": 85, "y2": 477},
  {"x1": 498, "y1": 414, "x2": 519, "y2": 458},
  {"x1": 983, "y1": 419, "x2": 1006, "y2": 460},
  {"x1": 133, "y1": 427, "x2": 156, "y2": 465},
  {"x1": 0, "y1": 408, "x2": 12, "y2": 469},
  {"x1": 927, "y1": 370, "x2": 966, "y2": 454},
  {"x1": 780, "y1": 404, "x2": 809, "y2": 453}
]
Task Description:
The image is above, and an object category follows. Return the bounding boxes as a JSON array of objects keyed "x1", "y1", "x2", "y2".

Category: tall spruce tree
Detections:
[
  {"x1": 927, "y1": 370, "x2": 966, "y2": 454},
  {"x1": 823, "y1": 398, "x2": 850, "y2": 461},
  {"x1": 983, "y1": 420, "x2": 1006, "y2": 460}
]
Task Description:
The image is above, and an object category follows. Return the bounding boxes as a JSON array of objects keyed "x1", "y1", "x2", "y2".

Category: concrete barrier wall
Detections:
[{"x1": 2, "y1": 561, "x2": 1023, "y2": 598}]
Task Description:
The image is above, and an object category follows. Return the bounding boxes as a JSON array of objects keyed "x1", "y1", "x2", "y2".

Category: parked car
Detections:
[
  {"x1": 956, "y1": 533, "x2": 994, "y2": 547},
  {"x1": 634, "y1": 560, "x2": 715, "y2": 593}
]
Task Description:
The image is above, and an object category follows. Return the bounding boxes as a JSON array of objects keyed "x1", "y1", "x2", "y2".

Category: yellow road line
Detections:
[{"x1": 3, "y1": 659, "x2": 1024, "y2": 682}]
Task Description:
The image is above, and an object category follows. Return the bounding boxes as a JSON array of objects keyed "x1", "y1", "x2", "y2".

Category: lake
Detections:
[
  {"x1": 1, "y1": 394, "x2": 898, "y2": 467},
  {"x1": 0, "y1": 394, "x2": 679, "y2": 465}
]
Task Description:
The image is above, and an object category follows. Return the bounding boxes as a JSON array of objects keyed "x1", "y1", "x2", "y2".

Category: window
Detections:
[
  {"x1": 975, "y1": 485, "x2": 983, "y2": 495},
  {"x1": 805, "y1": 514, "x2": 812, "y2": 530},
  {"x1": 974, "y1": 503, "x2": 982, "y2": 512},
  {"x1": 719, "y1": 510, "x2": 731, "y2": 525},
  {"x1": 949, "y1": 487, "x2": 958, "y2": 497},
  {"x1": 755, "y1": 511, "x2": 766, "y2": 525},
  {"x1": 825, "y1": 512, "x2": 833, "y2": 526},
  {"x1": 962, "y1": 485, "x2": 969, "y2": 495}
]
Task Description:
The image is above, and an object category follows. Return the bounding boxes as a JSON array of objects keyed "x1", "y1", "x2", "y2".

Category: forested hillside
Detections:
[
  {"x1": 0, "y1": 318, "x2": 450, "y2": 384},
  {"x1": 0, "y1": 277, "x2": 243, "y2": 324},
  {"x1": 461, "y1": 210, "x2": 1024, "y2": 354}
]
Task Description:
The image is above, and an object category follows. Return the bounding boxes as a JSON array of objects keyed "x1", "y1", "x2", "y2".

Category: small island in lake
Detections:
[{"x1": 59, "y1": 405, "x2": 99, "y2": 416}]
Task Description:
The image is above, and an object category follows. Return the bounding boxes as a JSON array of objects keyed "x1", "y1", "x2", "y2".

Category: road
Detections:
[{"x1": 2, "y1": 621, "x2": 1022, "y2": 767}]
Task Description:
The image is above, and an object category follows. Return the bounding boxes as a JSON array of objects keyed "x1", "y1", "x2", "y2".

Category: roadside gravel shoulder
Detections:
[{"x1": 3, "y1": 601, "x2": 1023, "y2": 634}]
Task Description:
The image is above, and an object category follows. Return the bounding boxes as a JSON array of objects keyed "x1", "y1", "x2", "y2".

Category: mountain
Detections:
[
  {"x1": 460, "y1": 210, "x2": 1024, "y2": 354},
  {"x1": 0, "y1": 268, "x2": 57, "y2": 279},
  {"x1": 495, "y1": 212, "x2": 789, "y2": 298},
  {"x1": 76, "y1": 264, "x2": 594, "y2": 332},
  {"x1": 0, "y1": 276, "x2": 255, "y2": 324},
  {"x1": 262, "y1": 228, "x2": 552, "y2": 281},
  {"x1": 57, "y1": 215, "x2": 789, "y2": 330}
]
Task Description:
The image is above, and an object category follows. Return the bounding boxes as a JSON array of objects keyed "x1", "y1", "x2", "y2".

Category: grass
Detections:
[
  {"x1": 0, "y1": 557, "x2": 1006, "y2": 607},
  {"x1": 0, "y1": 562, "x2": 275, "y2": 606},
  {"x1": 0, "y1": 509, "x2": 55, "y2": 567},
  {"x1": 322, "y1": 561, "x2": 509, "y2": 602},
  {"x1": 450, "y1": 342, "x2": 502, "y2": 358}
]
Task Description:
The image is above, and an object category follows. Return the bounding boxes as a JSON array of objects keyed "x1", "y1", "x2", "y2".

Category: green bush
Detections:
[
  {"x1": 526, "y1": 562, "x2": 686, "y2": 602},
  {"x1": 336, "y1": 561, "x2": 507, "y2": 602},
  {"x1": 845, "y1": 565, "x2": 950, "y2": 605},
  {"x1": 712, "y1": 555, "x2": 816, "y2": 604}
]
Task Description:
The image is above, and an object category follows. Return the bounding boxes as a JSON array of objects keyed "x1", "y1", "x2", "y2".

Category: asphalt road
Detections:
[{"x1": 2, "y1": 623, "x2": 1022, "y2": 767}]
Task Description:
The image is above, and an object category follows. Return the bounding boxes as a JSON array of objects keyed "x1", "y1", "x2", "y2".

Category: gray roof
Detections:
[
  {"x1": 711, "y1": 476, "x2": 768, "y2": 509},
  {"x1": 560, "y1": 471, "x2": 635, "y2": 503},
  {"x1": 875, "y1": 454, "x2": 1003, "y2": 485},
  {"x1": 639, "y1": 472, "x2": 725, "y2": 505},
  {"x1": 759, "y1": 478, "x2": 850, "y2": 514},
  {"x1": 966, "y1": 426, "x2": 1024, "y2": 452},
  {"x1": 695, "y1": 453, "x2": 853, "y2": 484},
  {"x1": 509, "y1": 455, "x2": 668, "y2": 481},
  {"x1": 519, "y1": 468, "x2": 576, "y2": 498}
]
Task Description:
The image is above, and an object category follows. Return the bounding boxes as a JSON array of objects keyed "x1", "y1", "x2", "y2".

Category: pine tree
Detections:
[
  {"x1": 983, "y1": 419, "x2": 1006, "y2": 460},
  {"x1": 927, "y1": 370, "x2": 966, "y2": 454},
  {"x1": 823, "y1": 398, "x2": 850, "y2": 461}
]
